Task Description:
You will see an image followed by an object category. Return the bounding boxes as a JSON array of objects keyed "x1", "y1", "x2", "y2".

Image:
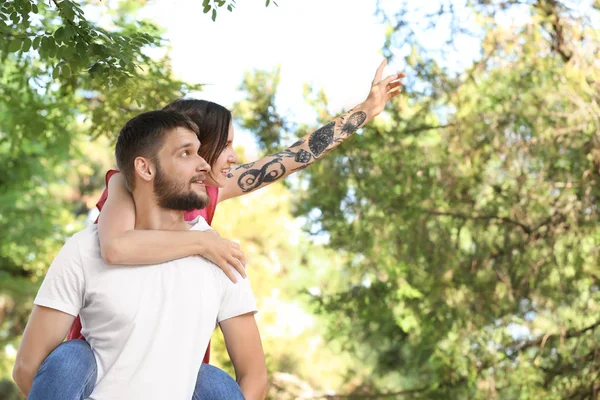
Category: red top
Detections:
[{"x1": 66, "y1": 169, "x2": 220, "y2": 364}]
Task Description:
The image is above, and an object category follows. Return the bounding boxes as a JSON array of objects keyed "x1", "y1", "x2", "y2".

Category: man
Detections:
[{"x1": 13, "y1": 110, "x2": 268, "y2": 400}]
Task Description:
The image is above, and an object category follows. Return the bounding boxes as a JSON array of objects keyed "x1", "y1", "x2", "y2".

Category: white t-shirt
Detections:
[{"x1": 34, "y1": 217, "x2": 257, "y2": 400}]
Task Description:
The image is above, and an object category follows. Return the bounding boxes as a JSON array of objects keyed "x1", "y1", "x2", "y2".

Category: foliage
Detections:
[
  {"x1": 209, "y1": 151, "x2": 372, "y2": 399},
  {"x1": 201, "y1": 0, "x2": 278, "y2": 22},
  {"x1": 239, "y1": 1, "x2": 600, "y2": 398}
]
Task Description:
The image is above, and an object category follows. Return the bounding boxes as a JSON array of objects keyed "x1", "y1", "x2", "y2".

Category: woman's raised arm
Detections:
[{"x1": 218, "y1": 60, "x2": 403, "y2": 202}]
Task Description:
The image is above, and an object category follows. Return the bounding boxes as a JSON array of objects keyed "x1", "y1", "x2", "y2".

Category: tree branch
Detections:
[
  {"x1": 314, "y1": 386, "x2": 428, "y2": 399},
  {"x1": 419, "y1": 208, "x2": 533, "y2": 234},
  {"x1": 514, "y1": 319, "x2": 600, "y2": 352}
]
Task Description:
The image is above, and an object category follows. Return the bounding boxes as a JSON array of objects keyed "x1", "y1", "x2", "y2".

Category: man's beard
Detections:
[{"x1": 153, "y1": 163, "x2": 209, "y2": 211}]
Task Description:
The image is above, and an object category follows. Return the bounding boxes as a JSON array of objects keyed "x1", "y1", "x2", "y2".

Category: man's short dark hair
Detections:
[{"x1": 115, "y1": 110, "x2": 199, "y2": 191}]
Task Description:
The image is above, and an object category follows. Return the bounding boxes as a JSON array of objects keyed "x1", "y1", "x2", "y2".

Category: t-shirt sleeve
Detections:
[
  {"x1": 34, "y1": 237, "x2": 85, "y2": 317},
  {"x1": 217, "y1": 272, "x2": 258, "y2": 323}
]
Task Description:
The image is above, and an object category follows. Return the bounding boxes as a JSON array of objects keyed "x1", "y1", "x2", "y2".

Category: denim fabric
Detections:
[{"x1": 27, "y1": 340, "x2": 244, "y2": 400}]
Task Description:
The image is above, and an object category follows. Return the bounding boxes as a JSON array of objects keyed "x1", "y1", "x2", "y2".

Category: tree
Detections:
[
  {"x1": 0, "y1": 0, "x2": 197, "y2": 394},
  {"x1": 239, "y1": 1, "x2": 600, "y2": 398}
]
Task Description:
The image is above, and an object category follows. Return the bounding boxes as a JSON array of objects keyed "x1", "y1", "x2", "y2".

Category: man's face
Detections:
[{"x1": 153, "y1": 127, "x2": 211, "y2": 211}]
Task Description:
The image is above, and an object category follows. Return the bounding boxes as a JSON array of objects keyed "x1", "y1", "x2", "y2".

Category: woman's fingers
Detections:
[
  {"x1": 218, "y1": 258, "x2": 238, "y2": 283},
  {"x1": 232, "y1": 248, "x2": 246, "y2": 267},
  {"x1": 387, "y1": 81, "x2": 403, "y2": 92},
  {"x1": 372, "y1": 59, "x2": 388, "y2": 84},
  {"x1": 381, "y1": 73, "x2": 403, "y2": 87},
  {"x1": 228, "y1": 255, "x2": 247, "y2": 278}
]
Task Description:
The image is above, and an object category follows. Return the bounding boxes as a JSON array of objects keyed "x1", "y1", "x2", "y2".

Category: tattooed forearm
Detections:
[
  {"x1": 340, "y1": 111, "x2": 367, "y2": 135},
  {"x1": 308, "y1": 121, "x2": 335, "y2": 157},
  {"x1": 306, "y1": 111, "x2": 366, "y2": 158},
  {"x1": 237, "y1": 159, "x2": 286, "y2": 192},
  {"x1": 229, "y1": 106, "x2": 372, "y2": 192}
]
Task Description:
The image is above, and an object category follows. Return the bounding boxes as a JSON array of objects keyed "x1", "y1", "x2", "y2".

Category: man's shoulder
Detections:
[{"x1": 65, "y1": 225, "x2": 100, "y2": 252}]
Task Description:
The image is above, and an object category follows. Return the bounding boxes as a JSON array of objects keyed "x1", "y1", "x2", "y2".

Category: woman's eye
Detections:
[{"x1": 181, "y1": 151, "x2": 189, "y2": 157}]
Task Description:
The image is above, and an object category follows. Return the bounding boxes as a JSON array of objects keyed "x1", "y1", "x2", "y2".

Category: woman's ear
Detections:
[{"x1": 133, "y1": 157, "x2": 155, "y2": 183}]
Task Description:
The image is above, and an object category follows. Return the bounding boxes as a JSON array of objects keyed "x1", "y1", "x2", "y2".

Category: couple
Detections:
[{"x1": 13, "y1": 61, "x2": 403, "y2": 400}]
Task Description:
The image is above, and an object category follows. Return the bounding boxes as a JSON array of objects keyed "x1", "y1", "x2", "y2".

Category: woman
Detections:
[{"x1": 24, "y1": 60, "x2": 403, "y2": 400}]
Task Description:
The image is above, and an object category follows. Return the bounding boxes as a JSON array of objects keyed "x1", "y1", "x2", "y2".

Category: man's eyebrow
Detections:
[{"x1": 173, "y1": 142, "x2": 198, "y2": 153}]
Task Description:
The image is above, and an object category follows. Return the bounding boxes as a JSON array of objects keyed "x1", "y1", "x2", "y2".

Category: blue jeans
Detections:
[{"x1": 28, "y1": 340, "x2": 245, "y2": 400}]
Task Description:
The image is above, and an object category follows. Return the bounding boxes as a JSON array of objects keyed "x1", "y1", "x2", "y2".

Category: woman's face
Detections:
[{"x1": 206, "y1": 123, "x2": 239, "y2": 187}]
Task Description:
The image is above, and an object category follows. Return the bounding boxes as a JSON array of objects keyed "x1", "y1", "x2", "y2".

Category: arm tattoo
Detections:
[
  {"x1": 290, "y1": 139, "x2": 306, "y2": 148},
  {"x1": 237, "y1": 159, "x2": 286, "y2": 192},
  {"x1": 231, "y1": 111, "x2": 365, "y2": 189},
  {"x1": 273, "y1": 148, "x2": 313, "y2": 163},
  {"x1": 340, "y1": 111, "x2": 367, "y2": 136},
  {"x1": 227, "y1": 161, "x2": 255, "y2": 178},
  {"x1": 308, "y1": 121, "x2": 336, "y2": 157}
]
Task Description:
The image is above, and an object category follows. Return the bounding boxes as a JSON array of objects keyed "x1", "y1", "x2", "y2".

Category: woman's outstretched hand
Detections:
[{"x1": 364, "y1": 59, "x2": 405, "y2": 117}]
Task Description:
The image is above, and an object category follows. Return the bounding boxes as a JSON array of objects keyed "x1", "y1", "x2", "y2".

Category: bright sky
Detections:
[{"x1": 142, "y1": 0, "x2": 398, "y2": 152}]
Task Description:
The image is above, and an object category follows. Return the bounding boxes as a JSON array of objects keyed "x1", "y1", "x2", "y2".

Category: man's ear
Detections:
[{"x1": 133, "y1": 157, "x2": 155, "y2": 183}]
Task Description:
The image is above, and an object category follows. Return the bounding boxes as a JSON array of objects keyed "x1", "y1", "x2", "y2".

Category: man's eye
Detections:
[{"x1": 181, "y1": 151, "x2": 189, "y2": 157}]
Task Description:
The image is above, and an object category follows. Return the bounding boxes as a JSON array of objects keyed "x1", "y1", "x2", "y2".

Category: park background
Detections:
[{"x1": 1, "y1": 0, "x2": 599, "y2": 398}]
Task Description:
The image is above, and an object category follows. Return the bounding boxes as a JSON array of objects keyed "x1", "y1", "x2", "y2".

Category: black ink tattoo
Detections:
[
  {"x1": 228, "y1": 162, "x2": 256, "y2": 178},
  {"x1": 273, "y1": 147, "x2": 314, "y2": 164},
  {"x1": 239, "y1": 162, "x2": 256, "y2": 170},
  {"x1": 290, "y1": 139, "x2": 306, "y2": 148},
  {"x1": 308, "y1": 121, "x2": 335, "y2": 157},
  {"x1": 341, "y1": 111, "x2": 367, "y2": 135},
  {"x1": 294, "y1": 149, "x2": 312, "y2": 163},
  {"x1": 237, "y1": 159, "x2": 286, "y2": 192}
]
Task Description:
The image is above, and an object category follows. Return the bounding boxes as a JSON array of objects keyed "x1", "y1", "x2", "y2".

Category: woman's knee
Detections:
[
  {"x1": 194, "y1": 364, "x2": 244, "y2": 400},
  {"x1": 39, "y1": 340, "x2": 96, "y2": 378},
  {"x1": 29, "y1": 340, "x2": 97, "y2": 400}
]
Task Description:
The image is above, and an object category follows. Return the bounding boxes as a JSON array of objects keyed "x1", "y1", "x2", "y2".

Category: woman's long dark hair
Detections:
[{"x1": 163, "y1": 99, "x2": 232, "y2": 176}]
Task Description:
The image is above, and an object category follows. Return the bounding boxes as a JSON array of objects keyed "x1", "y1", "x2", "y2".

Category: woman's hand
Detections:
[
  {"x1": 363, "y1": 59, "x2": 405, "y2": 117},
  {"x1": 198, "y1": 230, "x2": 247, "y2": 283}
]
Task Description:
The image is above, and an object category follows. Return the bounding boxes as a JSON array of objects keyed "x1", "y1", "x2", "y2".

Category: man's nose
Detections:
[{"x1": 196, "y1": 155, "x2": 211, "y2": 173}]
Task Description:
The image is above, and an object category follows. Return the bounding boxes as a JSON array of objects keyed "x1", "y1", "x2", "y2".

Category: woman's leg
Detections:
[
  {"x1": 192, "y1": 364, "x2": 245, "y2": 400},
  {"x1": 28, "y1": 340, "x2": 97, "y2": 400}
]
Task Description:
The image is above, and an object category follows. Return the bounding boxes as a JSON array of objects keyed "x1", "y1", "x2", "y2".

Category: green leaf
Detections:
[
  {"x1": 8, "y1": 39, "x2": 22, "y2": 53},
  {"x1": 46, "y1": 37, "x2": 57, "y2": 58},
  {"x1": 202, "y1": 0, "x2": 211, "y2": 13},
  {"x1": 63, "y1": 25, "x2": 75, "y2": 39},
  {"x1": 54, "y1": 26, "x2": 65, "y2": 44},
  {"x1": 60, "y1": 1, "x2": 76, "y2": 21},
  {"x1": 61, "y1": 64, "x2": 71, "y2": 77},
  {"x1": 52, "y1": 65, "x2": 61, "y2": 79},
  {"x1": 211, "y1": 9, "x2": 217, "y2": 21},
  {"x1": 10, "y1": 11, "x2": 20, "y2": 24},
  {"x1": 32, "y1": 36, "x2": 41, "y2": 50},
  {"x1": 21, "y1": 37, "x2": 31, "y2": 52}
]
